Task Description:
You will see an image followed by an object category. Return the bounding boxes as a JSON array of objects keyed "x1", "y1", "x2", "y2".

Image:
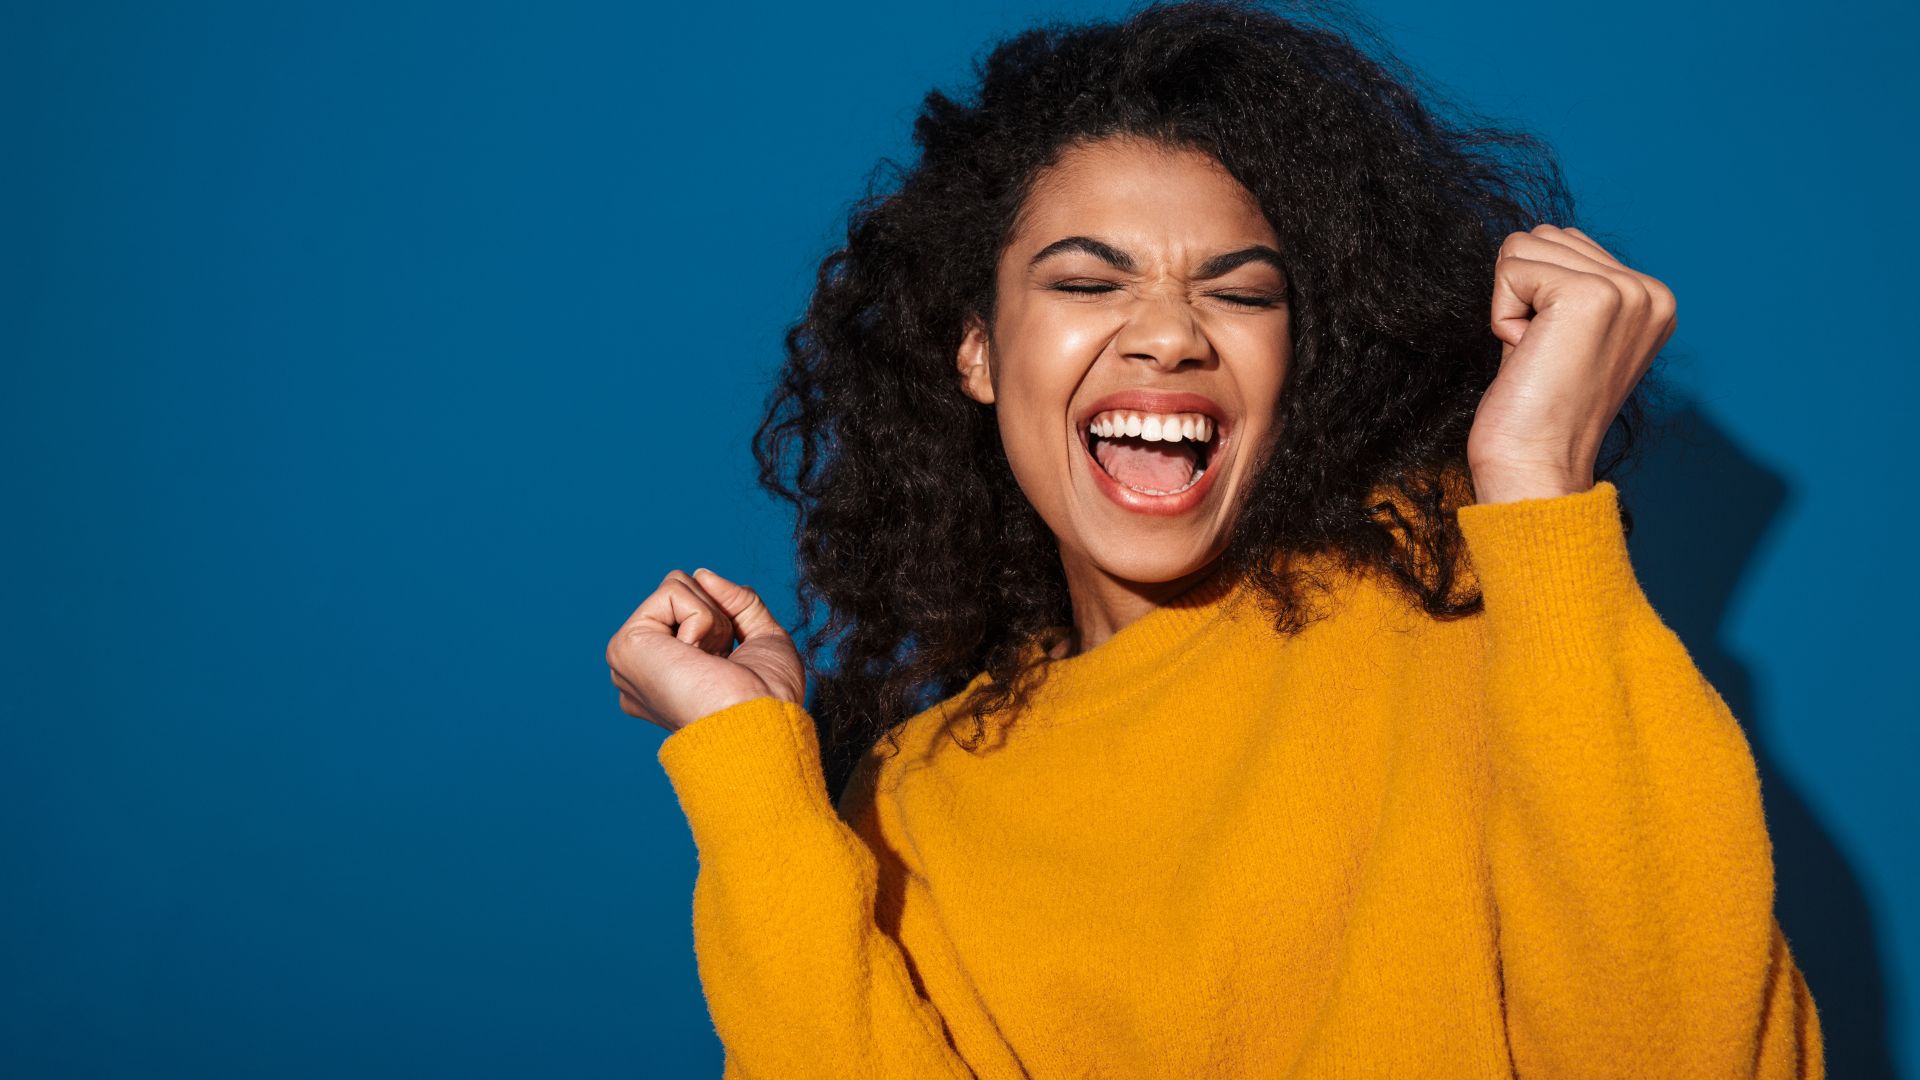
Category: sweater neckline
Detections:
[{"x1": 1011, "y1": 561, "x2": 1257, "y2": 716}]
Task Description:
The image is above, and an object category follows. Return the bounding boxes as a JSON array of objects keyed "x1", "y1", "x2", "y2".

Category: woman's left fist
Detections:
[{"x1": 1467, "y1": 223, "x2": 1676, "y2": 504}]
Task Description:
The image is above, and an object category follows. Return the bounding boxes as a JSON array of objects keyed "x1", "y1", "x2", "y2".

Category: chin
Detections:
[{"x1": 1082, "y1": 543, "x2": 1222, "y2": 588}]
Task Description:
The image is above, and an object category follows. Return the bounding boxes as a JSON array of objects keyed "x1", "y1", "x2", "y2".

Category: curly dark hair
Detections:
[{"x1": 751, "y1": 0, "x2": 1669, "y2": 799}]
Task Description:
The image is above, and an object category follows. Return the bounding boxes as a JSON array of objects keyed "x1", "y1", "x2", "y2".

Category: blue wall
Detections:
[{"x1": 4, "y1": 2, "x2": 1913, "y2": 1076}]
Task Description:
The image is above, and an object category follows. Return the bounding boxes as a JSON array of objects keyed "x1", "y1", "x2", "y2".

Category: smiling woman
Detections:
[
  {"x1": 954, "y1": 139, "x2": 1292, "y2": 638},
  {"x1": 604, "y1": 0, "x2": 1824, "y2": 1076}
]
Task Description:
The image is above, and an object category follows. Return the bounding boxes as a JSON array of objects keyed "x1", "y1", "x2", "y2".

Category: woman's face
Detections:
[{"x1": 957, "y1": 135, "x2": 1292, "y2": 591}]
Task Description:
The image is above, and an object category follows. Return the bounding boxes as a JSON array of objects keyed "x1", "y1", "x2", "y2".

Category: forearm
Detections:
[
  {"x1": 1457, "y1": 482, "x2": 1822, "y2": 1077},
  {"x1": 659, "y1": 697, "x2": 977, "y2": 1080}
]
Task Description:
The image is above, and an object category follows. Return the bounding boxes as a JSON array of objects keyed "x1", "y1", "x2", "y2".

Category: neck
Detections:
[{"x1": 1053, "y1": 556, "x2": 1229, "y2": 659}]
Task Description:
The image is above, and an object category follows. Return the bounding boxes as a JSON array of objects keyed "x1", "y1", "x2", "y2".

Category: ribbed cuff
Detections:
[
  {"x1": 656, "y1": 696, "x2": 836, "y2": 851},
  {"x1": 1454, "y1": 480, "x2": 1643, "y2": 672}
]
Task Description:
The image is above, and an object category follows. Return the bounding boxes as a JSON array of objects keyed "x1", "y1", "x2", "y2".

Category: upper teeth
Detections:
[{"x1": 1087, "y1": 410, "x2": 1215, "y2": 444}]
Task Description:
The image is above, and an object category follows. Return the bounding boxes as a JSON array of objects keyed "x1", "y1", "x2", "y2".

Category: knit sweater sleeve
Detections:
[
  {"x1": 1455, "y1": 480, "x2": 1824, "y2": 1079},
  {"x1": 656, "y1": 695, "x2": 976, "y2": 1080}
]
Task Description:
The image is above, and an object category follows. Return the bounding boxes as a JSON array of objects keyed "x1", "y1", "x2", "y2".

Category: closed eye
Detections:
[{"x1": 1048, "y1": 283, "x2": 1284, "y2": 308}]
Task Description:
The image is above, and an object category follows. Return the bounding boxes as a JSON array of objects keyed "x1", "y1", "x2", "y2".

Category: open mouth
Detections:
[{"x1": 1082, "y1": 412, "x2": 1222, "y2": 497}]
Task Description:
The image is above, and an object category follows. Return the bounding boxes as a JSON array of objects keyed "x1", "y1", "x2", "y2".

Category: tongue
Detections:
[{"x1": 1094, "y1": 436, "x2": 1200, "y2": 492}]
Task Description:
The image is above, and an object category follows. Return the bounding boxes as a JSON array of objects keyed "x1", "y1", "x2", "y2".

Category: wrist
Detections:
[
  {"x1": 1467, "y1": 464, "x2": 1592, "y2": 505},
  {"x1": 673, "y1": 689, "x2": 774, "y2": 733}
]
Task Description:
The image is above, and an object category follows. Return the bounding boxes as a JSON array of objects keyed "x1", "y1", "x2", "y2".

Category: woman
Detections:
[{"x1": 605, "y1": 1, "x2": 1824, "y2": 1075}]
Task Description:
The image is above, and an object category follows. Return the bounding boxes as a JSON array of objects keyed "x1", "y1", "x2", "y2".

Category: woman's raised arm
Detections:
[
  {"x1": 658, "y1": 695, "x2": 984, "y2": 1080},
  {"x1": 1455, "y1": 480, "x2": 1823, "y2": 1078},
  {"x1": 609, "y1": 567, "x2": 991, "y2": 1078}
]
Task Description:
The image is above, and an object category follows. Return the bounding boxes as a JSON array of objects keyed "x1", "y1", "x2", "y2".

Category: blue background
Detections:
[{"x1": 5, "y1": 1, "x2": 1914, "y2": 1076}]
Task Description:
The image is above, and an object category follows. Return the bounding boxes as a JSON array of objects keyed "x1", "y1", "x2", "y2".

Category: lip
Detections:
[
  {"x1": 1075, "y1": 389, "x2": 1230, "y2": 433},
  {"x1": 1075, "y1": 388, "x2": 1233, "y2": 517}
]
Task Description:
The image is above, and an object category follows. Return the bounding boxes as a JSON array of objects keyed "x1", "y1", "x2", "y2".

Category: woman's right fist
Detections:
[{"x1": 605, "y1": 567, "x2": 806, "y2": 734}]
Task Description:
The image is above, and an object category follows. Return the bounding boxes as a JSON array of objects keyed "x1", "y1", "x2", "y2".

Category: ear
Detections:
[{"x1": 956, "y1": 313, "x2": 996, "y2": 406}]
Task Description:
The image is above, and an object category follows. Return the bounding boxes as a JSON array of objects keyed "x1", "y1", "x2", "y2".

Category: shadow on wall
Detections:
[{"x1": 1625, "y1": 401, "x2": 1892, "y2": 1079}]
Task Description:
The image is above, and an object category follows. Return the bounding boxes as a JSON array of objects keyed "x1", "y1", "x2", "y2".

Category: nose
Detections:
[{"x1": 1112, "y1": 292, "x2": 1216, "y2": 372}]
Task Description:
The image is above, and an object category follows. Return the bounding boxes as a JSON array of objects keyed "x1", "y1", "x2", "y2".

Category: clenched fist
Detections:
[
  {"x1": 1468, "y1": 223, "x2": 1676, "y2": 505},
  {"x1": 605, "y1": 567, "x2": 806, "y2": 734}
]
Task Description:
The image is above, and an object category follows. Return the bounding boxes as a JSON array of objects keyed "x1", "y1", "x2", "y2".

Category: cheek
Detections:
[
  {"x1": 985, "y1": 372, "x2": 1081, "y2": 513},
  {"x1": 988, "y1": 341, "x2": 1088, "y2": 470},
  {"x1": 1228, "y1": 327, "x2": 1291, "y2": 414},
  {"x1": 994, "y1": 396, "x2": 1069, "y2": 493}
]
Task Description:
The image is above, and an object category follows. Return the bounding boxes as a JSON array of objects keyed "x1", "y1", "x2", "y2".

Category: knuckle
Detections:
[
  {"x1": 1648, "y1": 280, "x2": 1677, "y2": 315},
  {"x1": 1577, "y1": 276, "x2": 1625, "y2": 313},
  {"x1": 1615, "y1": 276, "x2": 1651, "y2": 311}
]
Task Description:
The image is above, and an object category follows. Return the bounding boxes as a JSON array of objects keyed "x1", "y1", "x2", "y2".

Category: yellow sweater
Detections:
[{"x1": 657, "y1": 481, "x2": 1824, "y2": 1078}]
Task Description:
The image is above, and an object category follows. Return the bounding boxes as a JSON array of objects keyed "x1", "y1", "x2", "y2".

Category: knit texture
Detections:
[{"x1": 657, "y1": 481, "x2": 1824, "y2": 1078}]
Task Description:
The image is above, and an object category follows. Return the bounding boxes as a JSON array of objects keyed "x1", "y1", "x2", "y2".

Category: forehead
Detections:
[{"x1": 1011, "y1": 136, "x2": 1277, "y2": 252}]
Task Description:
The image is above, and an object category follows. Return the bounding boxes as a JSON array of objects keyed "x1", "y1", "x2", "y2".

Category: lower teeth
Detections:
[{"x1": 1124, "y1": 466, "x2": 1206, "y2": 497}]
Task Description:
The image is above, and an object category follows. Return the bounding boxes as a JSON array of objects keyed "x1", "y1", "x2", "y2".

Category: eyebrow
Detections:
[{"x1": 1025, "y1": 235, "x2": 1288, "y2": 280}]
